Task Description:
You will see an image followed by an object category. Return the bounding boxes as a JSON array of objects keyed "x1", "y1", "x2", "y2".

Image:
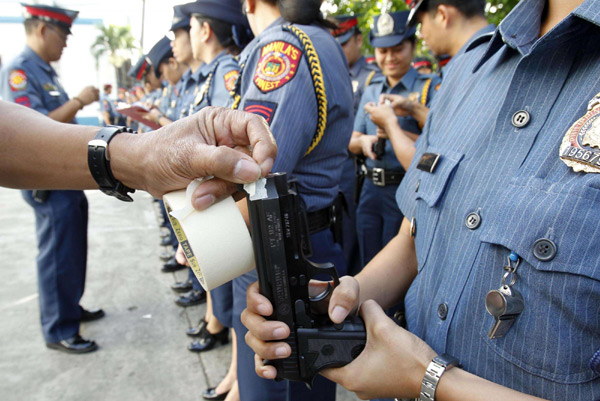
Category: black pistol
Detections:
[
  {"x1": 372, "y1": 138, "x2": 386, "y2": 160},
  {"x1": 243, "y1": 173, "x2": 366, "y2": 387}
]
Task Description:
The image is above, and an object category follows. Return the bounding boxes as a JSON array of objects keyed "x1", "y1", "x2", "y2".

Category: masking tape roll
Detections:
[{"x1": 162, "y1": 181, "x2": 255, "y2": 291}]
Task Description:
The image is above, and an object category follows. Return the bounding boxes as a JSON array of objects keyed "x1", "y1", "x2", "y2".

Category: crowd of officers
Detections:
[{"x1": 2, "y1": 0, "x2": 599, "y2": 400}]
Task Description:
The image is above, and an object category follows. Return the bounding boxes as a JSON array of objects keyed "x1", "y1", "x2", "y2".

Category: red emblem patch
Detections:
[
  {"x1": 224, "y1": 70, "x2": 239, "y2": 92},
  {"x1": 253, "y1": 41, "x2": 301, "y2": 93},
  {"x1": 9, "y1": 69, "x2": 28, "y2": 91},
  {"x1": 15, "y1": 96, "x2": 31, "y2": 108}
]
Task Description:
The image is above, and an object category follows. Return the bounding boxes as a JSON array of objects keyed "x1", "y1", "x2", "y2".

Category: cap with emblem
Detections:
[
  {"x1": 146, "y1": 36, "x2": 173, "y2": 79},
  {"x1": 369, "y1": 11, "x2": 416, "y2": 48},
  {"x1": 181, "y1": 0, "x2": 248, "y2": 27},
  {"x1": 330, "y1": 15, "x2": 360, "y2": 45},
  {"x1": 21, "y1": 3, "x2": 79, "y2": 34},
  {"x1": 128, "y1": 55, "x2": 150, "y2": 81},
  {"x1": 170, "y1": 3, "x2": 191, "y2": 32},
  {"x1": 413, "y1": 57, "x2": 432, "y2": 70},
  {"x1": 406, "y1": 0, "x2": 427, "y2": 27}
]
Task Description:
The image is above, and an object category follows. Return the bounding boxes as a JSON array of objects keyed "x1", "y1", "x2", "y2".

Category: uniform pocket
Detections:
[
  {"x1": 412, "y1": 147, "x2": 463, "y2": 268},
  {"x1": 479, "y1": 183, "x2": 600, "y2": 384}
]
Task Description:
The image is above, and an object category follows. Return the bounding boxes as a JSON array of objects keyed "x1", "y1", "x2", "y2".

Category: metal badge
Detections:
[
  {"x1": 377, "y1": 13, "x2": 394, "y2": 36},
  {"x1": 417, "y1": 152, "x2": 441, "y2": 173},
  {"x1": 559, "y1": 92, "x2": 600, "y2": 173}
]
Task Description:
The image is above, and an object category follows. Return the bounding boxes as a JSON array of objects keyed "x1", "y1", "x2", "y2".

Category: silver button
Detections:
[
  {"x1": 512, "y1": 110, "x2": 531, "y2": 128},
  {"x1": 410, "y1": 217, "x2": 416, "y2": 238},
  {"x1": 465, "y1": 212, "x2": 481, "y2": 230},
  {"x1": 532, "y1": 238, "x2": 557, "y2": 261}
]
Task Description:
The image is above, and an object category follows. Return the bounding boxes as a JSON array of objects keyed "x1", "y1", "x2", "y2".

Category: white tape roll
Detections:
[{"x1": 162, "y1": 180, "x2": 255, "y2": 291}]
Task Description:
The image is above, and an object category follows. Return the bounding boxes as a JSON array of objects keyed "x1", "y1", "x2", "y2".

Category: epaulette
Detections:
[{"x1": 368, "y1": 75, "x2": 386, "y2": 85}]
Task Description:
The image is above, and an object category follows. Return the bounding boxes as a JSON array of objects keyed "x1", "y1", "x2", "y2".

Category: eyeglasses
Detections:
[{"x1": 46, "y1": 24, "x2": 69, "y2": 42}]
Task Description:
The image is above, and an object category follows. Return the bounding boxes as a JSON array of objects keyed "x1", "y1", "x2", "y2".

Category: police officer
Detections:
[
  {"x1": 0, "y1": 3, "x2": 102, "y2": 354},
  {"x1": 412, "y1": 57, "x2": 433, "y2": 74},
  {"x1": 349, "y1": 11, "x2": 440, "y2": 268},
  {"x1": 331, "y1": 15, "x2": 382, "y2": 277},
  {"x1": 229, "y1": 0, "x2": 353, "y2": 400},
  {"x1": 100, "y1": 84, "x2": 116, "y2": 126},
  {"x1": 245, "y1": 0, "x2": 600, "y2": 400}
]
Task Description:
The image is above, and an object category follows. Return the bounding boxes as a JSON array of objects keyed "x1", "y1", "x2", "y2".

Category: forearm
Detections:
[
  {"x1": 355, "y1": 218, "x2": 417, "y2": 308},
  {"x1": 384, "y1": 121, "x2": 416, "y2": 171},
  {"x1": 410, "y1": 103, "x2": 429, "y2": 128},
  {"x1": 0, "y1": 101, "x2": 98, "y2": 189},
  {"x1": 349, "y1": 131, "x2": 365, "y2": 155},
  {"x1": 436, "y1": 367, "x2": 548, "y2": 401},
  {"x1": 47, "y1": 98, "x2": 82, "y2": 123}
]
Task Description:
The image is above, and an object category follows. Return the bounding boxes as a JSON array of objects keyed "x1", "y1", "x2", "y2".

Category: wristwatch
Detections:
[
  {"x1": 419, "y1": 354, "x2": 460, "y2": 401},
  {"x1": 88, "y1": 126, "x2": 136, "y2": 202}
]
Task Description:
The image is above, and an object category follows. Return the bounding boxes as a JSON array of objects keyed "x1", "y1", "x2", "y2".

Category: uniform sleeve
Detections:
[
  {"x1": 353, "y1": 88, "x2": 371, "y2": 134},
  {"x1": 211, "y1": 60, "x2": 239, "y2": 108},
  {"x1": 2, "y1": 65, "x2": 49, "y2": 114},
  {"x1": 241, "y1": 37, "x2": 318, "y2": 175}
]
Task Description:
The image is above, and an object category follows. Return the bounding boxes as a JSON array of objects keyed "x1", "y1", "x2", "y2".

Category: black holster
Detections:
[
  {"x1": 32, "y1": 190, "x2": 51, "y2": 203},
  {"x1": 353, "y1": 155, "x2": 366, "y2": 204}
]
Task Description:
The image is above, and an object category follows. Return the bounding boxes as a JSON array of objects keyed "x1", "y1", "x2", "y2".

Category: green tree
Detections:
[{"x1": 91, "y1": 24, "x2": 138, "y2": 88}]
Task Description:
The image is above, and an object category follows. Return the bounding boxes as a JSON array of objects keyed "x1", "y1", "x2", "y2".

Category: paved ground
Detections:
[{"x1": 0, "y1": 187, "x2": 358, "y2": 401}]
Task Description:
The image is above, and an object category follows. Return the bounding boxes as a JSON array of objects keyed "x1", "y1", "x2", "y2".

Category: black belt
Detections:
[
  {"x1": 364, "y1": 167, "x2": 404, "y2": 186},
  {"x1": 307, "y1": 207, "x2": 331, "y2": 234}
]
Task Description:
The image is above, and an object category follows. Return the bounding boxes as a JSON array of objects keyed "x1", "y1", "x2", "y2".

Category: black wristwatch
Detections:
[{"x1": 88, "y1": 126, "x2": 136, "y2": 202}]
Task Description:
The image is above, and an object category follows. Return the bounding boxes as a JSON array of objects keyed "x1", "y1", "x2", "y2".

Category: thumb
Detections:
[
  {"x1": 194, "y1": 145, "x2": 263, "y2": 184},
  {"x1": 358, "y1": 299, "x2": 388, "y2": 330},
  {"x1": 328, "y1": 276, "x2": 359, "y2": 324}
]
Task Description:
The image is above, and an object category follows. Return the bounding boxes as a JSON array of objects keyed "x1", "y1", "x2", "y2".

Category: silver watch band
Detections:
[{"x1": 419, "y1": 354, "x2": 459, "y2": 401}]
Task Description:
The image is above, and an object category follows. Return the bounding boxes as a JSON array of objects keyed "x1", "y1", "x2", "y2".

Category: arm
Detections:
[
  {"x1": 380, "y1": 93, "x2": 430, "y2": 129},
  {"x1": 0, "y1": 101, "x2": 277, "y2": 205},
  {"x1": 47, "y1": 86, "x2": 99, "y2": 123},
  {"x1": 364, "y1": 103, "x2": 417, "y2": 170},
  {"x1": 348, "y1": 130, "x2": 378, "y2": 159}
]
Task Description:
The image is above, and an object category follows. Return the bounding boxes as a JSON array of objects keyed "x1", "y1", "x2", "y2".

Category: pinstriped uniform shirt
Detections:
[
  {"x1": 190, "y1": 51, "x2": 239, "y2": 113},
  {"x1": 396, "y1": 0, "x2": 600, "y2": 399},
  {"x1": 233, "y1": 17, "x2": 353, "y2": 212}
]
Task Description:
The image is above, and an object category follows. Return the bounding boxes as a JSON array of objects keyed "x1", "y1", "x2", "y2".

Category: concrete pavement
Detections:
[{"x1": 0, "y1": 187, "x2": 358, "y2": 401}]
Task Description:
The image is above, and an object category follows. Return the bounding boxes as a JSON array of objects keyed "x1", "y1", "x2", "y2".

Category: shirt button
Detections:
[
  {"x1": 532, "y1": 238, "x2": 557, "y2": 261},
  {"x1": 512, "y1": 110, "x2": 531, "y2": 128},
  {"x1": 437, "y1": 303, "x2": 448, "y2": 320},
  {"x1": 410, "y1": 217, "x2": 417, "y2": 238},
  {"x1": 465, "y1": 212, "x2": 481, "y2": 230}
]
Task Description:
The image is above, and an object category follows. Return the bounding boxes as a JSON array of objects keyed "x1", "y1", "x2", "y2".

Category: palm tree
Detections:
[{"x1": 91, "y1": 24, "x2": 138, "y2": 88}]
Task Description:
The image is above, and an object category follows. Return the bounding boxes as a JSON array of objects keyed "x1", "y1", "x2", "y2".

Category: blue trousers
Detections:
[
  {"x1": 356, "y1": 180, "x2": 403, "y2": 267},
  {"x1": 233, "y1": 228, "x2": 346, "y2": 401},
  {"x1": 211, "y1": 281, "x2": 233, "y2": 328},
  {"x1": 23, "y1": 190, "x2": 88, "y2": 343},
  {"x1": 339, "y1": 157, "x2": 362, "y2": 276}
]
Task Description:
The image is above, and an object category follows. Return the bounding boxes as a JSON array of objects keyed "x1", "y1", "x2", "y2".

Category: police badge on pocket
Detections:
[{"x1": 560, "y1": 92, "x2": 600, "y2": 173}]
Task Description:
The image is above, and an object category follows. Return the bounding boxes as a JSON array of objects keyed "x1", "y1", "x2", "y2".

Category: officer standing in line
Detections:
[
  {"x1": 412, "y1": 57, "x2": 433, "y2": 74},
  {"x1": 245, "y1": 0, "x2": 600, "y2": 400},
  {"x1": 100, "y1": 83, "x2": 116, "y2": 126},
  {"x1": 0, "y1": 3, "x2": 102, "y2": 354},
  {"x1": 349, "y1": 10, "x2": 440, "y2": 268},
  {"x1": 225, "y1": 0, "x2": 354, "y2": 400},
  {"x1": 331, "y1": 15, "x2": 382, "y2": 277}
]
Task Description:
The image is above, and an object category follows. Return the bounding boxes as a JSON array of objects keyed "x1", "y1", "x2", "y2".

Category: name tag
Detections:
[
  {"x1": 417, "y1": 152, "x2": 441, "y2": 173},
  {"x1": 49, "y1": 91, "x2": 61, "y2": 97}
]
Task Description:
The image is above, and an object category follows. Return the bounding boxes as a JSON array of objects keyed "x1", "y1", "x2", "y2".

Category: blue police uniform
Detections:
[
  {"x1": 189, "y1": 51, "x2": 239, "y2": 115},
  {"x1": 396, "y1": 0, "x2": 600, "y2": 399},
  {"x1": 1, "y1": 48, "x2": 89, "y2": 343},
  {"x1": 353, "y1": 11, "x2": 440, "y2": 268},
  {"x1": 230, "y1": 16, "x2": 353, "y2": 401},
  {"x1": 100, "y1": 91, "x2": 116, "y2": 126}
]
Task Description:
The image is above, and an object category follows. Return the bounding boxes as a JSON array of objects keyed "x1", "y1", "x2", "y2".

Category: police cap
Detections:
[
  {"x1": 330, "y1": 15, "x2": 360, "y2": 45},
  {"x1": 413, "y1": 57, "x2": 432, "y2": 69},
  {"x1": 170, "y1": 4, "x2": 191, "y2": 32},
  {"x1": 21, "y1": 3, "x2": 79, "y2": 34},
  {"x1": 146, "y1": 36, "x2": 173, "y2": 79},
  {"x1": 181, "y1": 0, "x2": 248, "y2": 27},
  {"x1": 128, "y1": 55, "x2": 150, "y2": 81},
  {"x1": 369, "y1": 11, "x2": 416, "y2": 48},
  {"x1": 406, "y1": 0, "x2": 426, "y2": 27}
]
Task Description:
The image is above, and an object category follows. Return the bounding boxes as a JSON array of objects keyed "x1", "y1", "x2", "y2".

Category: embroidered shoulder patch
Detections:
[
  {"x1": 244, "y1": 99, "x2": 278, "y2": 124},
  {"x1": 253, "y1": 41, "x2": 301, "y2": 93},
  {"x1": 224, "y1": 70, "x2": 239, "y2": 92},
  {"x1": 435, "y1": 83, "x2": 441, "y2": 91},
  {"x1": 9, "y1": 70, "x2": 27, "y2": 91},
  {"x1": 15, "y1": 96, "x2": 31, "y2": 107}
]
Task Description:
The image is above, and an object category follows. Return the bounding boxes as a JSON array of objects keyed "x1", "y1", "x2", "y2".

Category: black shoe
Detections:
[
  {"x1": 171, "y1": 280, "x2": 193, "y2": 293},
  {"x1": 175, "y1": 290, "x2": 206, "y2": 307},
  {"x1": 46, "y1": 333, "x2": 98, "y2": 354},
  {"x1": 160, "y1": 236, "x2": 172, "y2": 247},
  {"x1": 80, "y1": 307, "x2": 105, "y2": 322},
  {"x1": 203, "y1": 387, "x2": 229, "y2": 400},
  {"x1": 159, "y1": 250, "x2": 174, "y2": 262},
  {"x1": 186, "y1": 319, "x2": 208, "y2": 337},
  {"x1": 162, "y1": 256, "x2": 187, "y2": 273},
  {"x1": 188, "y1": 328, "x2": 229, "y2": 353}
]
